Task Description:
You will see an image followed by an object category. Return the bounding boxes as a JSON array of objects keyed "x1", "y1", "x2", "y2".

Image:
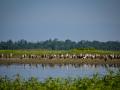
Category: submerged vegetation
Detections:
[{"x1": 0, "y1": 70, "x2": 120, "y2": 90}]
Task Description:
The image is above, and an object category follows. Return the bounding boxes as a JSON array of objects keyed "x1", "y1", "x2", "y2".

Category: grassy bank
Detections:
[
  {"x1": 0, "y1": 71, "x2": 120, "y2": 90},
  {"x1": 0, "y1": 49, "x2": 120, "y2": 56},
  {"x1": 0, "y1": 49, "x2": 120, "y2": 64}
]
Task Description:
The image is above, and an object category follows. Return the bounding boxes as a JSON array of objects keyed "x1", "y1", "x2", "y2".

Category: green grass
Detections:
[
  {"x1": 0, "y1": 49, "x2": 120, "y2": 64},
  {"x1": 0, "y1": 49, "x2": 120, "y2": 56},
  {"x1": 0, "y1": 71, "x2": 120, "y2": 90}
]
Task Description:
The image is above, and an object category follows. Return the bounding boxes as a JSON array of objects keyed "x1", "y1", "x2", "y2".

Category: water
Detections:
[{"x1": 0, "y1": 64, "x2": 119, "y2": 81}]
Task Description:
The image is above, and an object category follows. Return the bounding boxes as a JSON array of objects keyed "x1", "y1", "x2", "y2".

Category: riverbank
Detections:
[{"x1": 0, "y1": 58, "x2": 120, "y2": 64}]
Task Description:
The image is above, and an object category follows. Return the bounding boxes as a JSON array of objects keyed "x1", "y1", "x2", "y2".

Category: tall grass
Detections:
[
  {"x1": 0, "y1": 70, "x2": 120, "y2": 90},
  {"x1": 0, "y1": 49, "x2": 120, "y2": 56}
]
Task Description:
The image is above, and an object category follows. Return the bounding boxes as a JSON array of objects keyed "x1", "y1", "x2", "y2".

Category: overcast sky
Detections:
[{"x1": 0, "y1": 0, "x2": 120, "y2": 42}]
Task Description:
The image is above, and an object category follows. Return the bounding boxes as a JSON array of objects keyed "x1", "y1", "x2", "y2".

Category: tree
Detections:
[{"x1": 0, "y1": 39, "x2": 120, "y2": 50}]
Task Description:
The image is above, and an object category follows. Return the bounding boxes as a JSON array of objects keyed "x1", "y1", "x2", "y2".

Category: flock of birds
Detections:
[{"x1": 0, "y1": 53, "x2": 120, "y2": 61}]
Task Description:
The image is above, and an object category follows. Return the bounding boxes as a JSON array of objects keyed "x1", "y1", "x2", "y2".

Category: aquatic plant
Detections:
[{"x1": 0, "y1": 71, "x2": 120, "y2": 90}]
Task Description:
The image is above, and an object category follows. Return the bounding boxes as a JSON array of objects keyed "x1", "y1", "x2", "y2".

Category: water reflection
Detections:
[
  {"x1": 1, "y1": 63, "x2": 120, "y2": 70},
  {"x1": 0, "y1": 64, "x2": 119, "y2": 81},
  {"x1": 18, "y1": 63, "x2": 120, "y2": 69}
]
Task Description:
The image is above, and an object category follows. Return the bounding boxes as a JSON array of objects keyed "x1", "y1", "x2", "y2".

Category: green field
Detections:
[
  {"x1": 0, "y1": 70, "x2": 120, "y2": 90},
  {"x1": 0, "y1": 49, "x2": 120, "y2": 56}
]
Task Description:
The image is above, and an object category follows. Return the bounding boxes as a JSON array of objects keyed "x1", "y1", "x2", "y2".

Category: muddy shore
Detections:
[{"x1": 0, "y1": 58, "x2": 120, "y2": 65}]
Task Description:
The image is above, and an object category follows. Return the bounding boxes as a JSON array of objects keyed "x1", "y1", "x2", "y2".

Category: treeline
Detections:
[{"x1": 0, "y1": 39, "x2": 120, "y2": 50}]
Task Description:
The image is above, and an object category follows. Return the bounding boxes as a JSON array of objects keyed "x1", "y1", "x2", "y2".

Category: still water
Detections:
[{"x1": 0, "y1": 64, "x2": 119, "y2": 80}]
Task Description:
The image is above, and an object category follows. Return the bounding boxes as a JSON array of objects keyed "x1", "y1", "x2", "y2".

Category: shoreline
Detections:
[{"x1": 0, "y1": 58, "x2": 120, "y2": 65}]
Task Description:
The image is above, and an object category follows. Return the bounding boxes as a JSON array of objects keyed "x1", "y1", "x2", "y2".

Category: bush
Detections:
[{"x1": 0, "y1": 71, "x2": 120, "y2": 90}]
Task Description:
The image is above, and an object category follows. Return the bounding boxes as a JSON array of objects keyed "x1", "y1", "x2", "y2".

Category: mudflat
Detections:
[{"x1": 0, "y1": 58, "x2": 120, "y2": 64}]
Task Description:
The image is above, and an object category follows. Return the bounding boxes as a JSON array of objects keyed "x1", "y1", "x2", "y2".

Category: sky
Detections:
[{"x1": 0, "y1": 0, "x2": 120, "y2": 42}]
